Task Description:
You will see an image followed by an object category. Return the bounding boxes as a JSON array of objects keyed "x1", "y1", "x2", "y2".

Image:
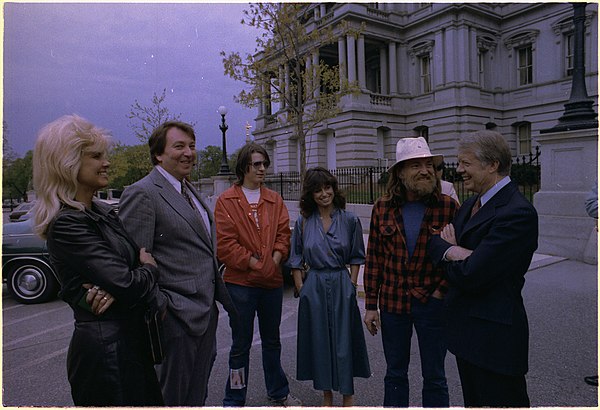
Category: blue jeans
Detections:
[
  {"x1": 223, "y1": 283, "x2": 289, "y2": 406},
  {"x1": 380, "y1": 297, "x2": 449, "y2": 407}
]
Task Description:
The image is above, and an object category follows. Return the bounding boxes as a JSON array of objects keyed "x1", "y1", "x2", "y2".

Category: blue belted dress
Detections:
[{"x1": 288, "y1": 209, "x2": 370, "y2": 395}]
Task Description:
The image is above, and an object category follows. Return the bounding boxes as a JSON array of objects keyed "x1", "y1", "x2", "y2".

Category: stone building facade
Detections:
[{"x1": 251, "y1": 2, "x2": 598, "y2": 172}]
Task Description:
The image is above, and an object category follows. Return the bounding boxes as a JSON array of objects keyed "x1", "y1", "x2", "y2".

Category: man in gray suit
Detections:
[{"x1": 119, "y1": 121, "x2": 234, "y2": 406}]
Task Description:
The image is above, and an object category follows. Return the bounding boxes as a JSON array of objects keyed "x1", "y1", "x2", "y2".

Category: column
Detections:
[
  {"x1": 347, "y1": 35, "x2": 357, "y2": 84},
  {"x1": 379, "y1": 46, "x2": 388, "y2": 94},
  {"x1": 264, "y1": 78, "x2": 271, "y2": 115},
  {"x1": 305, "y1": 55, "x2": 312, "y2": 100},
  {"x1": 388, "y1": 41, "x2": 397, "y2": 94},
  {"x1": 278, "y1": 65, "x2": 285, "y2": 111},
  {"x1": 357, "y1": 35, "x2": 366, "y2": 89},
  {"x1": 320, "y1": 4, "x2": 326, "y2": 17},
  {"x1": 338, "y1": 36, "x2": 347, "y2": 86},
  {"x1": 397, "y1": 43, "x2": 407, "y2": 94},
  {"x1": 435, "y1": 29, "x2": 448, "y2": 85},
  {"x1": 456, "y1": 27, "x2": 470, "y2": 83},
  {"x1": 284, "y1": 63, "x2": 290, "y2": 105},
  {"x1": 313, "y1": 50, "x2": 320, "y2": 99},
  {"x1": 470, "y1": 28, "x2": 478, "y2": 83}
]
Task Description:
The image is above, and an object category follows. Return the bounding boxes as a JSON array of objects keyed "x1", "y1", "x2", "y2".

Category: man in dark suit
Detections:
[
  {"x1": 119, "y1": 121, "x2": 234, "y2": 406},
  {"x1": 429, "y1": 130, "x2": 538, "y2": 407}
]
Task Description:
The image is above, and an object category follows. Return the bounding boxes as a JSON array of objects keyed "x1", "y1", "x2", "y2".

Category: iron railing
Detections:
[{"x1": 265, "y1": 146, "x2": 541, "y2": 205}]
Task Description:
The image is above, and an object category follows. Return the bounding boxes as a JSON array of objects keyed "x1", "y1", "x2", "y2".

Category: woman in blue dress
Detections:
[{"x1": 288, "y1": 167, "x2": 370, "y2": 406}]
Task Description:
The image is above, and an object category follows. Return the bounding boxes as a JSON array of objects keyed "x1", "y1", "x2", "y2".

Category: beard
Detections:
[{"x1": 400, "y1": 172, "x2": 436, "y2": 199}]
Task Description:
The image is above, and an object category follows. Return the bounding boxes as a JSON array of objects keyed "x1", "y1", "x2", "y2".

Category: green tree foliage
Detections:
[
  {"x1": 108, "y1": 143, "x2": 153, "y2": 190},
  {"x1": 197, "y1": 145, "x2": 224, "y2": 178},
  {"x1": 221, "y1": 3, "x2": 361, "y2": 177},
  {"x1": 127, "y1": 88, "x2": 191, "y2": 143},
  {"x1": 3, "y1": 150, "x2": 33, "y2": 202}
]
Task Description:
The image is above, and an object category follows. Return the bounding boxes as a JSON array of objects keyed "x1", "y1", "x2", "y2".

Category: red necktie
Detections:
[{"x1": 470, "y1": 197, "x2": 481, "y2": 217}]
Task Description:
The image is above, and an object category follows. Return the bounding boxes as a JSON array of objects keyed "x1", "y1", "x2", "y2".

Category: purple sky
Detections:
[{"x1": 4, "y1": 2, "x2": 258, "y2": 156}]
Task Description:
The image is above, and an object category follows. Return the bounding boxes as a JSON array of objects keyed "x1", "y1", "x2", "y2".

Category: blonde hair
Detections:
[{"x1": 32, "y1": 114, "x2": 111, "y2": 239}]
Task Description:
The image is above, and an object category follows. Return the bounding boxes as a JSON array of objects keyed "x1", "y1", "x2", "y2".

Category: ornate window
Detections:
[
  {"x1": 504, "y1": 30, "x2": 539, "y2": 87},
  {"x1": 420, "y1": 56, "x2": 431, "y2": 93},
  {"x1": 409, "y1": 40, "x2": 434, "y2": 94},
  {"x1": 565, "y1": 33, "x2": 574, "y2": 76},
  {"x1": 552, "y1": 13, "x2": 592, "y2": 77},
  {"x1": 517, "y1": 46, "x2": 533, "y2": 86},
  {"x1": 477, "y1": 35, "x2": 497, "y2": 88}
]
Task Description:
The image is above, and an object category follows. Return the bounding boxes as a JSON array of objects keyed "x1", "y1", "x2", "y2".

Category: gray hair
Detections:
[{"x1": 458, "y1": 130, "x2": 512, "y2": 176}]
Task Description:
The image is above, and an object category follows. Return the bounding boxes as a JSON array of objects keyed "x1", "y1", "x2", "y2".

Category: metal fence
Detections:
[{"x1": 265, "y1": 146, "x2": 541, "y2": 205}]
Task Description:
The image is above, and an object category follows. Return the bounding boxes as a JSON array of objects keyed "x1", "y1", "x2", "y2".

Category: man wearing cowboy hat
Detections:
[{"x1": 363, "y1": 137, "x2": 459, "y2": 407}]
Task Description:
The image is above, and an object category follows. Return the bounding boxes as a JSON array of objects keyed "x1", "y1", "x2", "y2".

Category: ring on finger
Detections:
[
  {"x1": 102, "y1": 296, "x2": 108, "y2": 301},
  {"x1": 93, "y1": 285, "x2": 100, "y2": 290}
]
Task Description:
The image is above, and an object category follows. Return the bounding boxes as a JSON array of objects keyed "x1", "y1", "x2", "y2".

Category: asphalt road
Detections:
[{"x1": 2, "y1": 254, "x2": 598, "y2": 407}]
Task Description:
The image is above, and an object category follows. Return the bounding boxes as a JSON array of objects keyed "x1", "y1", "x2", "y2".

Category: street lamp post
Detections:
[{"x1": 217, "y1": 105, "x2": 232, "y2": 175}]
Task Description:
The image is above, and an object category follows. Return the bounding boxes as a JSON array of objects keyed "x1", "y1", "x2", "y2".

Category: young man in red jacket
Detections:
[{"x1": 214, "y1": 142, "x2": 300, "y2": 407}]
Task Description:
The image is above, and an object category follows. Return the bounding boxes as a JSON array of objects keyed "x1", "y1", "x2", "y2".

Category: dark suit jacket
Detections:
[
  {"x1": 429, "y1": 181, "x2": 538, "y2": 376},
  {"x1": 119, "y1": 168, "x2": 234, "y2": 338}
]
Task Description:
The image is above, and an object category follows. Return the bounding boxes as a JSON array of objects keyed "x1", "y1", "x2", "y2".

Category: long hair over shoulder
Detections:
[
  {"x1": 299, "y1": 167, "x2": 346, "y2": 218},
  {"x1": 32, "y1": 114, "x2": 111, "y2": 239},
  {"x1": 383, "y1": 163, "x2": 440, "y2": 208}
]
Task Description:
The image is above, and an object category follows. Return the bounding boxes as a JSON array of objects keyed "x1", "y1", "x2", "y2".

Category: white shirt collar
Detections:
[
  {"x1": 156, "y1": 165, "x2": 183, "y2": 194},
  {"x1": 480, "y1": 176, "x2": 511, "y2": 206}
]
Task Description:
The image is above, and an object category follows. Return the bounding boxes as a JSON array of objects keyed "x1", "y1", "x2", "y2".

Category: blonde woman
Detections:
[{"x1": 32, "y1": 114, "x2": 165, "y2": 406}]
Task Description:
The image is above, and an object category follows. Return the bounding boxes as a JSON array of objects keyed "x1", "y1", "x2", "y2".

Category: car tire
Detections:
[{"x1": 5, "y1": 259, "x2": 59, "y2": 304}]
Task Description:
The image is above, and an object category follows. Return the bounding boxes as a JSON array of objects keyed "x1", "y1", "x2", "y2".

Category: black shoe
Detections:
[{"x1": 584, "y1": 375, "x2": 598, "y2": 386}]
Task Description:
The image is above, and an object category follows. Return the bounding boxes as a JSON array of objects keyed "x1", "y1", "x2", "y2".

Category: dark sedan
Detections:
[{"x1": 2, "y1": 219, "x2": 60, "y2": 304}]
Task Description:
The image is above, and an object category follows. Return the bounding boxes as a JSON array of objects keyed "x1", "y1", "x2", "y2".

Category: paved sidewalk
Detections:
[{"x1": 206, "y1": 254, "x2": 598, "y2": 407}]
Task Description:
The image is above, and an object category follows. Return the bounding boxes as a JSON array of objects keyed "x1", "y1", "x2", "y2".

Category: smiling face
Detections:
[
  {"x1": 398, "y1": 157, "x2": 437, "y2": 199},
  {"x1": 156, "y1": 127, "x2": 196, "y2": 181},
  {"x1": 312, "y1": 184, "x2": 335, "y2": 210},
  {"x1": 77, "y1": 145, "x2": 110, "y2": 197},
  {"x1": 456, "y1": 149, "x2": 498, "y2": 194}
]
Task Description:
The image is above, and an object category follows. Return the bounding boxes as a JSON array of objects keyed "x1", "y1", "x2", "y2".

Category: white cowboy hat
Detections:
[{"x1": 388, "y1": 137, "x2": 443, "y2": 171}]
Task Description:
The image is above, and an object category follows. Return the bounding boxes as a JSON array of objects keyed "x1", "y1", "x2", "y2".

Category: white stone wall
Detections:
[{"x1": 252, "y1": 3, "x2": 598, "y2": 171}]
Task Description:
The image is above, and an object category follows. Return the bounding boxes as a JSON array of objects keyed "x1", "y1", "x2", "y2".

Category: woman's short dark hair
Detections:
[
  {"x1": 299, "y1": 167, "x2": 346, "y2": 218},
  {"x1": 234, "y1": 142, "x2": 270, "y2": 185},
  {"x1": 148, "y1": 121, "x2": 196, "y2": 166}
]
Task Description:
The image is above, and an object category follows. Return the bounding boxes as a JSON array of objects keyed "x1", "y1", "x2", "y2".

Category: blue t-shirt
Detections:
[{"x1": 402, "y1": 201, "x2": 426, "y2": 258}]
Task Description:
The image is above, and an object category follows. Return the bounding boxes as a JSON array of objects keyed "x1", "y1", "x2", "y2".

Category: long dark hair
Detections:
[{"x1": 299, "y1": 167, "x2": 346, "y2": 218}]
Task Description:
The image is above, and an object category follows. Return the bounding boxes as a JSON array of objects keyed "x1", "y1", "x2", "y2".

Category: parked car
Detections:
[
  {"x1": 2, "y1": 219, "x2": 60, "y2": 304},
  {"x1": 16, "y1": 209, "x2": 34, "y2": 222},
  {"x1": 9, "y1": 201, "x2": 35, "y2": 222},
  {"x1": 2, "y1": 200, "x2": 119, "y2": 304}
]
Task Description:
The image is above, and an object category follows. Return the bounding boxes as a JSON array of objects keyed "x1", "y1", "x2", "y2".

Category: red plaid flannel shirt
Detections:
[{"x1": 364, "y1": 193, "x2": 458, "y2": 313}]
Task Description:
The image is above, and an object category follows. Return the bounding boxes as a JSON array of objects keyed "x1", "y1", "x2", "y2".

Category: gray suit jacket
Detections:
[{"x1": 119, "y1": 167, "x2": 234, "y2": 337}]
